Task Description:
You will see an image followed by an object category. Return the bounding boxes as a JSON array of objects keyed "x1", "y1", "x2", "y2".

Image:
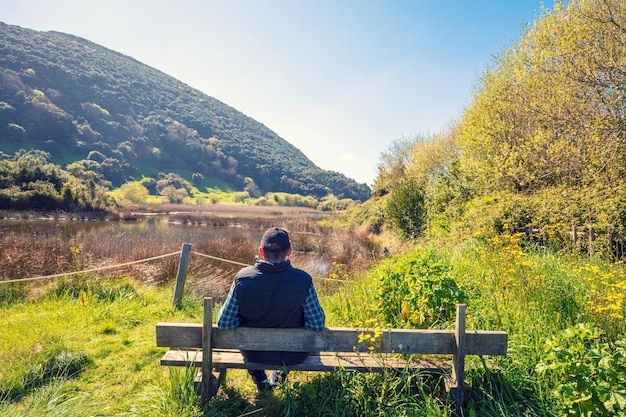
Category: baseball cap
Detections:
[{"x1": 260, "y1": 227, "x2": 291, "y2": 253}]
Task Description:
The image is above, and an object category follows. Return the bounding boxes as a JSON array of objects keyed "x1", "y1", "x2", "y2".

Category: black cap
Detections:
[{"x1": 260, "y1": 227, "x2": 291, "y2": 253}]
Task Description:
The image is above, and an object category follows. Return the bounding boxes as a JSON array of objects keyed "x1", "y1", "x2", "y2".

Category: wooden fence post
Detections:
[{"x1": 172, "y1": 243, "x2": 192, "y2": 308}]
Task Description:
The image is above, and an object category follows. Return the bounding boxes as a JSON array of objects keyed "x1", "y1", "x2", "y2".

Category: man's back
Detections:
[{"x1": 215, "y1": 227, "x2": 325, "y2": 391}]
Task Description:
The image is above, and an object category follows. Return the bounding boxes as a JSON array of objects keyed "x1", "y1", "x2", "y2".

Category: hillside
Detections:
[{"x1": 0, "y1": 22, "x2": 370, "y2": 201}]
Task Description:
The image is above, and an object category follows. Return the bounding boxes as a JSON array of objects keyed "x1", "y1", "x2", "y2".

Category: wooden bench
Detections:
[{"x1": 156, "y1": 297, "x2": 508, "y2": 409}]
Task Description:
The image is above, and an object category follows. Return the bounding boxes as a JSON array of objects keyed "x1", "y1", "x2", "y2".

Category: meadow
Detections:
[{"x1": 1, "y1": 208, "x2": 626, "y2": 416}]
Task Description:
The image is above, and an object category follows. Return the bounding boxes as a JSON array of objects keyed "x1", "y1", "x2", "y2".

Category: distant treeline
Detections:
[{"x1": 0, "y1": 150, "x2": 359, "y2": 212}]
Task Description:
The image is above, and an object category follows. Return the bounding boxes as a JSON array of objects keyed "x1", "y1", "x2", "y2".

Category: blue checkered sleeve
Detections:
[
  {"x1": 303, "y1": 284, "x2": 325, "y2": 331},
  {"x1": 216, "y1": 283, "x2": 240, "y2": 329}
]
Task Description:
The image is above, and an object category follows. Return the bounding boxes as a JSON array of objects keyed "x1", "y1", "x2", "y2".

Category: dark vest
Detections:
[
  {"x1": 234, "y1": 260, "x2": 312, "y2": 365},
  {"x1": 235, "y1": 260, "x2": 312, "y2": 328}
]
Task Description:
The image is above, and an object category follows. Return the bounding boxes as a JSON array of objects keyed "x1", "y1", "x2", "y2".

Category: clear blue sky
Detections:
[{"x1": 0, "y1": 1, "x2": 552, "y2": 185}]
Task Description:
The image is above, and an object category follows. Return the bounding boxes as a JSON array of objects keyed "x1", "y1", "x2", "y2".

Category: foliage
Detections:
[
  {"x1": 536, "y1": 324, "x2": 626, "y2": 417},
  {"x1": 0, "y1": 150, "x2": 114, "y2": 211},
  {"x1": 457, "y1": 0, "x2": 626, "y2": 193},
  {"x1": 110, "y1": 181, "x2": 149, "y2": 203},
  {"x1": 0, "y1": 22, "x2": 370, "y2": 200},
  {"x1": 372, "y1": 136, "x2": 416, "y2": 197},
  {"x1": 384, "y1": 178, "x2": 426, "y2": 240},
  {"x1": 367, "y1": 0, "x2": 626, "y2": 241},
  {"x1": 373, "y1": 248, "x2": 466, "y2": 328},
  {"x1": 159, "y1": 186, "x2": 189, "y2": 204},
  {"x1": 334, "y1": 196, "x2": 386, "y2": 236},
  {"x1": 576, "y1": 261, "x2": 626, "y2": 341},
  {"x1": 316, "y1": 193, "x2": 358, "y2": 211}
]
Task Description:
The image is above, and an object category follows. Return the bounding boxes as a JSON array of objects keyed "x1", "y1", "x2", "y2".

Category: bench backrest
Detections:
[{"x1": 156, "y1": 323, "x2": 508, "y2": 356}]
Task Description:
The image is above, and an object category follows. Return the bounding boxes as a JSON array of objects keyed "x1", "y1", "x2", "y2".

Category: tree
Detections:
[
  {"x1": 373, "y1": 137, "x2": 417, "y2": 197},
  {"x1": 160, "y1": 185, "x2": 188, "y2": 203},
  {"x1": 115, "y1": 182, "x2": 149, "y2": 203},
  {"x1": 385, "y1": 178, "x2": 426, "y2": 240},
  {"x1": 457, "y1": 0, "x2": 626, "y2": 192}
]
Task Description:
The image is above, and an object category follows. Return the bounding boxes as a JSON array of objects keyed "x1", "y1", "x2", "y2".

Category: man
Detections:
[{"x1": 216, "y1": 227, "x2": 326, "y2": 392}]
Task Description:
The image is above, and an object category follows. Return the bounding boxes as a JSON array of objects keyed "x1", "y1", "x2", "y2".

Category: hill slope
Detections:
[{"x1": 0, "y1": 22, "x2": 370, "y2": 200}]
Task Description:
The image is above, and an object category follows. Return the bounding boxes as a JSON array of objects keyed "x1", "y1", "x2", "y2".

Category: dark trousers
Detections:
[{"x1": 242, "y1": 350, "x2": 308, "y2": 385}]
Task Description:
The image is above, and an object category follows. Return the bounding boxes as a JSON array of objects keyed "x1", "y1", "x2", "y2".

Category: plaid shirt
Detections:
[{"x1": 216, "y1": 281, "x2": 326, "y2": 332}]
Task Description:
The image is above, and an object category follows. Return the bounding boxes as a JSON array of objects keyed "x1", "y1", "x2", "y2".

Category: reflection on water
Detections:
[{"x1": 0, "y1": 217, "x2": 256, "y2": 241}]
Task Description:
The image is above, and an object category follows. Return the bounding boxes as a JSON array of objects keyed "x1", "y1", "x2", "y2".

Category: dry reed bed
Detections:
[{"x1": 0, "y1": 205, "x2": 383, "y2": 301}]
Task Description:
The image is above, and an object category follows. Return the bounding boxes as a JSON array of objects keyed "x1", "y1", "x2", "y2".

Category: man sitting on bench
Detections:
[{"x1": 216, "y1": 227, "x2": 326, "y2": 392}]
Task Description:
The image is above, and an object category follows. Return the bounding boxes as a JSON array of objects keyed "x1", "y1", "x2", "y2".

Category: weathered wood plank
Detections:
[
  {"x1": 161, "y1": 349, "x2": 450, "y2": 373},
  {"x1": 155, "y1": 323, "x2": 508, "y2": 356},
  {"x1": 156, "y1": 322, "x2": 202, "y2": 348}
]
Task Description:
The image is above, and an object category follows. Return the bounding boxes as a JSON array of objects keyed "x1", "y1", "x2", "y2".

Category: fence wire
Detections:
[
  {"x1": 0, "y1": 251, "x2": 181, "y2": 284},
  {"x1": 0, "y1": 249, "x2": 353, "y2": 284}
]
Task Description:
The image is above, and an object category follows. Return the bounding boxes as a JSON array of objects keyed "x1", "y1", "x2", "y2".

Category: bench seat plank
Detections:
[{"x1": 161, "y1": 349, "x2": 449, "y2": 373}]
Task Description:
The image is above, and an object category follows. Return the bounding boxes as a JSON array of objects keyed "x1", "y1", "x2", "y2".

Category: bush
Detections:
[
  {"x1": 385, "y1": 178, "x2": 426, "y2": 240},
  {"x1": 537, "y1": 324, "x2": 626, "y2": 417},
  {"x1": 373, "y1": 248, "x2": 466, "y2": 328},
  {"x1": 112, "y1": 182, "x2": 149, "y2": 203}
]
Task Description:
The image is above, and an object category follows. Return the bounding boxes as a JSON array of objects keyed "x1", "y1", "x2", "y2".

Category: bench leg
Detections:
[
  {"x1": 445, "y1": 378, "x2": 471, "y2": 408},
  {"x1": 215, "y1": 368, "x2": 227, "y2": 391},
  {"x1": 196, "y1": 370, "x2": 222, "y2": 403}
]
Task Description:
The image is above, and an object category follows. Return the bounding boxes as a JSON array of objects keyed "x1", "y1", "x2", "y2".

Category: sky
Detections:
[{"x1": 0, "y1": 1, "x2": 552, "y2": 186}]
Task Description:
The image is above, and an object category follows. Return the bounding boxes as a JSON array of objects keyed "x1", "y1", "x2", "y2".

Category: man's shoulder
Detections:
[
  {"x1": 235, "y1": 264, "x2": 262, "y2": 278},
  {"x1": 289, "y1": 267, "x2": 313, "y2": 281}
]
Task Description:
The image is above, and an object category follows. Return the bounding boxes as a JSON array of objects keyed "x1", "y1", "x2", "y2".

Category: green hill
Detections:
[{"x1": 0, "y1": 22, "x2": 370, "y2": 201}]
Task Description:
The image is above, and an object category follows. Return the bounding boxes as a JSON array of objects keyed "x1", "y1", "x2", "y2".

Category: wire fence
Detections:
[{"x1": 0, "y1": 246, "x2": 352, "y2": 286}]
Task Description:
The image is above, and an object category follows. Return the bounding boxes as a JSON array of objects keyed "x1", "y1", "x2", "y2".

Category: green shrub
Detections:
[
  {"x1": 373, "y1": 248, "x2": 466, "y2": 328},
  {"x1": 384, "y1": 178, "x2": 426, "y2": 240},
  {"x1": 537, "y1": 323, "x2": 626, "y2": 416}
]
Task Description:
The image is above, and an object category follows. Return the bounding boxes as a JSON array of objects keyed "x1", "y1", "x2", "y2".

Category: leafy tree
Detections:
[
  {"x1": 192, "y1": 172, "x2": 204, "y2": 185},
  {"x1": 243, "y1": 177, "x2": 260, "y2": 198},
  {"x1": 0, "y1": 150, "x2": 113, "y2": 211},
  {"x1": 159, "y1": 185, "x2": 188, "y2": 203},
  {"x1": 114, "y1": 182, "x2": 149, "y2": 203},
  {"x1": 373, "y1": 137, "x2": 415, "y2": 197},
  {"x1": 457, "y1": 0, "x2": 626, "y2": 192},
  {"x1": 156, "y1": 172, "x2": 192, "y2": 195},
  {"x1": 140, "y1": 177, "x2": 158, "y2": 195},
  {"x1": 385, "y1": 178, "x2": 426, "y2": 240}
]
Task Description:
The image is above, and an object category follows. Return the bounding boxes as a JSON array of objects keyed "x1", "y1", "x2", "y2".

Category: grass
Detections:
[
  {"x1": 1, "y1": 226, "x2": 626, "y2": 415},
  {"x1": 0, "y1": 277, "x2": 182, "y2": 414}
]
